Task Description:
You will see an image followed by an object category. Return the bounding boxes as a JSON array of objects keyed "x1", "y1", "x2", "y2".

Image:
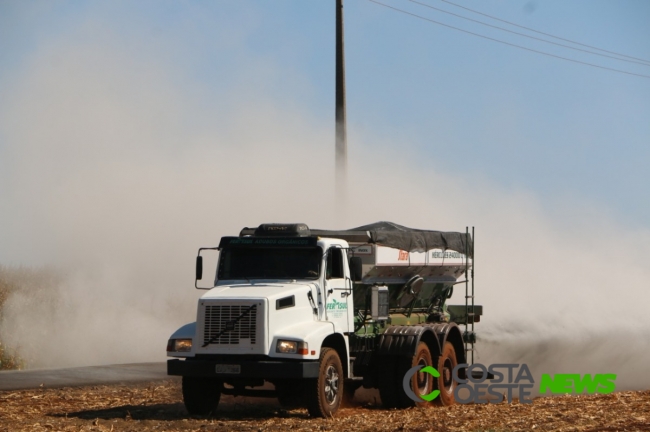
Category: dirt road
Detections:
[
  {"x1": 0, "y1": 363, "x2": 167, "y2": 391},
  {"x1": 1, "y1": 380, "x2": 649, "y2": 431}
]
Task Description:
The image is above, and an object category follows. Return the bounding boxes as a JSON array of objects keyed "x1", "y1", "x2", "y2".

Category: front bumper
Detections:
[{"x1": 168, "y1": 358, "x2": 319, "y2": 379}]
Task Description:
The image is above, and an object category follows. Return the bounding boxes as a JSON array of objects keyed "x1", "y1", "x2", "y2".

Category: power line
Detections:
[
  {"x1": 367, "y1": 0, "x2": 650, "y2": 79},
  {"x1": 439, "y1": 0, "x2": 650, "y2": 65},
  {"x1": 406, "y1": 0, "x2": 650, "y2": 67}
]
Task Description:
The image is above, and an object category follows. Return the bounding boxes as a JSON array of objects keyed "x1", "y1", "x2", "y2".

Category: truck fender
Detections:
[
  {"x1": 377, "y1": 325, "x2": 441, "y2": 358},
  {"x1": 271, "y1": 321, "x2": 335, "y2": 361},
  {"x1": 430, "y1": 322, "x2": 467, "y2": 365},
  {"x1": 377, "y1": 323, "x2": 466, "y2": 364},
  {"x1": 169, "y1": 322, "x2": 196, "y2": 339},
  {"x1": 167, "y1": 322, "x2": 197, "y2": 357}
]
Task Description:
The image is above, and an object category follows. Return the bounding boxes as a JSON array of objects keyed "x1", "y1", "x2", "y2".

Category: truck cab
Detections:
[{"x1": 167, "y1": 222, "x2": 480, "y2": 417}]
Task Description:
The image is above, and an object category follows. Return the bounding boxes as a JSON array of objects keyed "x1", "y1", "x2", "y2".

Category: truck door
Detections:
[{"x1": 324, "y1": 247, "x2": 352, "y2": 333}]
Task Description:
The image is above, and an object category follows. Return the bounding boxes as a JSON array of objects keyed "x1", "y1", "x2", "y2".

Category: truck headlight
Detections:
[
  {"x1": 276, "y1": 340, "x2": 308, "y2": 355},
  {"x1": 167, "y1": 338, "x2": 193, "y2": 352}
]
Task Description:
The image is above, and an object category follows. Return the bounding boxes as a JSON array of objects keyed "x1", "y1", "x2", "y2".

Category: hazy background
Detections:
[{"x1": 0, "y1": 0, "x2": 649, "y2": 391}]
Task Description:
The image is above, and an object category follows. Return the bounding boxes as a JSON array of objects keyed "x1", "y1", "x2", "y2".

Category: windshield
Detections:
[{"x1": 218, "y1": 247, "x2": 322, "y2": 280}]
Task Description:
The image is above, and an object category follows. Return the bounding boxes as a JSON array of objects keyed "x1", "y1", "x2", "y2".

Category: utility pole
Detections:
[{"x1": 335, "y1": 0, "x2": 347, "y2": 204}]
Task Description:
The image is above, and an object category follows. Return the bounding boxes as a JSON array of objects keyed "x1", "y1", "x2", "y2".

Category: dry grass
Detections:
[
  {"x1": 0, "y1": 265, "x2": 63, "y2": 370},
  {"x1": 0, "y1": 267, "x2": 21, "y2": 370},
  {"x1": 0, "y1": 380, "x2": 649, "y2": 432},
  {"x1": 0, "y1": 343, "x2": 23, "y2": 371}
]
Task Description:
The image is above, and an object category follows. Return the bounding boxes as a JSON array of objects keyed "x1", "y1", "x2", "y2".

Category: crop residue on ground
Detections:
[{"x1": 0, "y1": 380, "x2": 649, "y2": 432}]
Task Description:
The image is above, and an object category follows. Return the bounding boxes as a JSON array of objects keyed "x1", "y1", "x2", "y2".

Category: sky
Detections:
[
  {"x1": 1, "y1": 0, "x2": 649, "y2": 230},
  {"x1": 1, "y1": 0, "x2": 649, "y2": 227},
  {"x1": 1, "y1": 0, "x2": 650, "y2": 381}
]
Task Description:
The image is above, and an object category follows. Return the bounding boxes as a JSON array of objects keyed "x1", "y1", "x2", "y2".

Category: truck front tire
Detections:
[
  {"x1": 307, "y1": 348, "x2": 343, "y2": 417},
  {"x1": 181, "y1": 376, "x2": 222, "y2": 415}
]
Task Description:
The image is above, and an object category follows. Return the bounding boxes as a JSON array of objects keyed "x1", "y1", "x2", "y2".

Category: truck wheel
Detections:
[
  {"x1": 306, "y1": 348, "x2": 343, "y2": 417},
  {"x1": 182, "y1": 377, "x2": 222, "y2": 415},
  {"x1": 398, "y1": 341, "x2": 435, "y2": 408},
  {"x1": 433, "y1": 341, "x2": 458, "y2": 406},
  {"x1": 377, "y1": 356, "x2": 400, "y2": 408}
]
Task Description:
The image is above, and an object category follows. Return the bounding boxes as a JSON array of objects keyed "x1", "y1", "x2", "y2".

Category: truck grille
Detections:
[{"x1": 203, "y1": 304, "x2": 258, "y2": 345}]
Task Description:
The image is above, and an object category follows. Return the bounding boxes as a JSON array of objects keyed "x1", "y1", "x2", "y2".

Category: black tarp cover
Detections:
[{"x1": 316, "y1": 221, "x2": 473, "y2": 257}]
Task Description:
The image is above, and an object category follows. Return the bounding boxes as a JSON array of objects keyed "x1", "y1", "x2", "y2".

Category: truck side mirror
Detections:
[
  {"x1": 196, "y1": 256, "x2": 203, "y2": 281},
  {"x1": 349, "y1": 257, "x2": 362, "y2": 281}
]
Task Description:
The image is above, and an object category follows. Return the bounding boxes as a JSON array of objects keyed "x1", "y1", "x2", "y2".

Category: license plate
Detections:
[{"x1": 215, "y1": 364, "x2": 241, "y2": 374}]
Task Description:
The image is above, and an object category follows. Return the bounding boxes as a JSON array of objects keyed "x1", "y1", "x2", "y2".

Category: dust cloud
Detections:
[{"x1": 1, "y1": 17, "x2": 649, "y2": 393}]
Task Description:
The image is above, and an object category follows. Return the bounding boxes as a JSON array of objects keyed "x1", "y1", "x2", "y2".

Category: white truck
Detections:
[{"x1": 167, "y1": 222, "x2": 480, "y2": 417}]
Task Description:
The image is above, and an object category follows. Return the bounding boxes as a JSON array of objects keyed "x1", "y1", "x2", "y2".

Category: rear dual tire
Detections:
[
  {"x1": 402, "y1": 341, "x2": 436, "y2": 408},
  {"x1": 378, "y1": 341, "x2": 458, "y2": 408},
  {"x1": 433, "y1": 341, "x2": 458, "y2": 406}
]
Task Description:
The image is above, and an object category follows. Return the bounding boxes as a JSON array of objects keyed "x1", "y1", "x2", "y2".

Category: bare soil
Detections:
[{"x1": 1, "y1": 380, "x2": 649, "y2": 431}]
